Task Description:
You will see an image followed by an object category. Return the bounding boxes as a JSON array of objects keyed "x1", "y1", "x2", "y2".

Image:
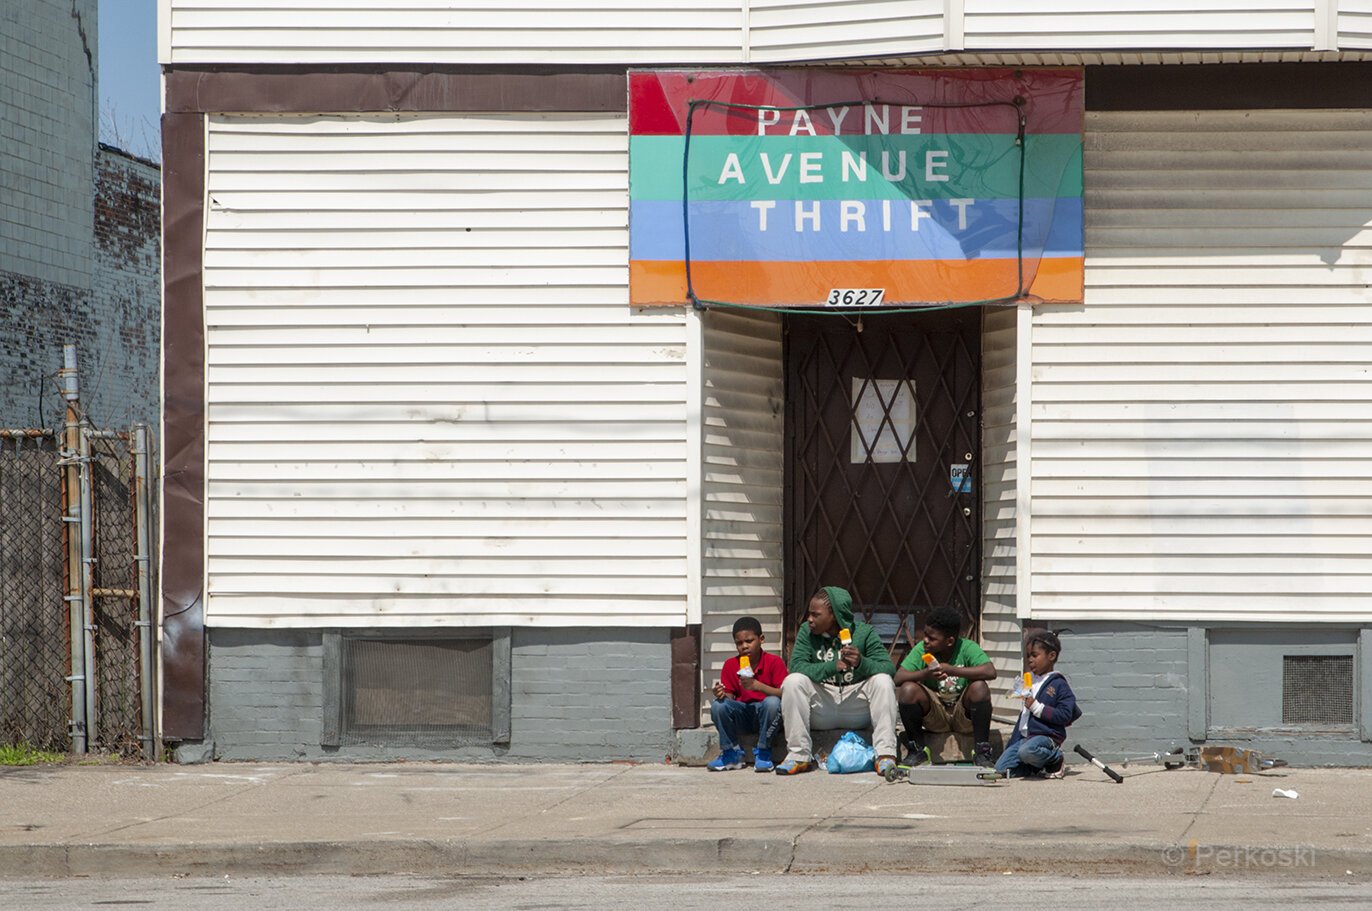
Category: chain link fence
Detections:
[
  {"x1": 0, "y1": 433, "x2": 69, "y2": 752},
  {"x1": 0, "y1": 427, "x2": 155, "y2": 756},
  {"x1": 90, "y1": 434, "x2": 144, "y2": 754}
]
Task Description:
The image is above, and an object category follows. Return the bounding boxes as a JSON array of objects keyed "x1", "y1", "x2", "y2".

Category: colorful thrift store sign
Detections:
[{"x1": 628, "y1": 68, "x2": 1084, "y2": 308}]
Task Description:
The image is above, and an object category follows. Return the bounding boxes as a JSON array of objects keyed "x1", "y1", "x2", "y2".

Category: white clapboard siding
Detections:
[
  {"x1": 699, "y1": 308, "x2": 785, "y2": 706},
  {"x1": 1027, "y1": 109, "x2": 1372, "y2": 623},
  {"x1": 979, "y1": 306, "x2": 1022, "y2": 716},
  {"x1": 964, "y1": 1, "x2": 1316, "y2": 50},
  {"x1": 166, "y1": 1, "x2": 743, "y2": 64},
  {"x1": 835, "y1": 50, "x2": 1372, "y2": 66},
  {"x1": 748, "y1": 0, "x2": 943, "y2": 62},
  {"x1": 163, "y1": 1, "x2": 1355, "y2": 66},
  {"x1": 203, "y1": 112, "x2": 693, "y2": 629},
  {"x1": 1342, "y1": 0, "x2": 1372, "y2": 47}
]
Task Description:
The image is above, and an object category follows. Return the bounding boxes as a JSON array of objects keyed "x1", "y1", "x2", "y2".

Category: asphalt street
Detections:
[{"x1": 8, "y1": 874, "x2": 1371, "y2": 911}]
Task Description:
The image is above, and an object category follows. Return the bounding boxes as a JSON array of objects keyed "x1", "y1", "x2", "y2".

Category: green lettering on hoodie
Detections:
[{"x1": 787, "y1": 586, "x2": 896, "y2": 686}]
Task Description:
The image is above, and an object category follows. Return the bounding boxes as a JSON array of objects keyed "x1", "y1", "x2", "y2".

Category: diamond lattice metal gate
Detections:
[{"x1": 784, "y1": 309, "x2": 981, "y2": 653}]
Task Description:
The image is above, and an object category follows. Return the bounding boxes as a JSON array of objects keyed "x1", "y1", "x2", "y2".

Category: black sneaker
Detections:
[
  {"x1": 1043, "y1": 754, "x2": 1065, "y2": 779},
  {"x1": 904, "y1": 742, "x2": 931, "y2": 768},
  {"x1": 973, "y1": 742, "x2": 995, "y2": 769}
]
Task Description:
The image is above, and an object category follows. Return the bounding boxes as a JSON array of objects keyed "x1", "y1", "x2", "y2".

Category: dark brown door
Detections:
[{"x1": 785, "y1": 309, "x2": 981, "y2": 652}]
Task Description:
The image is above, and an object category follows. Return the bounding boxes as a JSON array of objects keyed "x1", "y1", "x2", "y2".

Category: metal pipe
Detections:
[
  {"x1": 78, "y1": 408, "x2": 98, "y2": 750},
  {"x1": 60, "y1": 345, "x2": 86, "y2": 753},
  {"x1": 133, "y1": 424, "x2": 157, "y2": 761}
]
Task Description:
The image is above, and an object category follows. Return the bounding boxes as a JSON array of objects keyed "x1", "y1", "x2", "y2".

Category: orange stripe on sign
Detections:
[{"x1": 631, "y1": 258, "x2": 1084, "y2": 307}]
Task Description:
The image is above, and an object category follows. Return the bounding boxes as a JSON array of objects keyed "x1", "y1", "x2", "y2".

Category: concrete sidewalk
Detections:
[{"x1": 2, "y1": 760, "x2": 1369, "y2": 878}]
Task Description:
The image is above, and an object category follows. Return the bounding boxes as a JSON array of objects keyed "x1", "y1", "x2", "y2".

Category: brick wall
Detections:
[
  {"x1": 1056, "y1": 622, "x2": 1192, "y2": 755},
  {"x1": 89, "y1": 146, "x2": 160, "y2": 428},
  {"x1": 0, "y1": 1, "x2": 159, "y2": 431},
  {"x1": 0, "y1": 0, "x2": 96, "y2": 289},
  {"x1": 203, "y1": 628, "x2": 675, "y2": 762},
  {"x1": 1054, "y1": 622, "x2": 1372, "y2": 766},
  {"x1": 206, "y1": 630, "x2": 324, "y2": 760},
  {"x1": 511, "y1": 631, "x2": 674, "y2": 758}
]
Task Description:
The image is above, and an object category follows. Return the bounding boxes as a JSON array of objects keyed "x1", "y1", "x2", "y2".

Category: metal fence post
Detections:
[
  {"x1": 78, "y1": 416, "x2": 97, "y2": 749},
  {"x1": 60, "y1": 344, "x2": 87, "y2": 753},
  {"x1": 133, "y1": 424, "x2": 158, "y2": 760}
]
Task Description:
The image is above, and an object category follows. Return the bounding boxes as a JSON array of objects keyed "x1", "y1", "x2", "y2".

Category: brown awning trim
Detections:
[
  {"x1": 165, "y1": 67, "x2": 629, "y2": 114},
  {"x1": 1087, "y1": 62, "x2": 1372, "y2": 110},
  {"x1": 160, "y1": 112, "x2": 207, "y2": 741},
  {"x1": 670, "y1": 625, "x2": 702, "y2": 730},
  {"x1": 165, "y1": 62, "x2": 1372, "y2": 115}
]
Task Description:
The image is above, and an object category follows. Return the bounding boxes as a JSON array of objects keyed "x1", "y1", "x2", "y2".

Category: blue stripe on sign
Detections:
[{"x1": 629, "y1": 197, "x2": 1083, "y2": 263}]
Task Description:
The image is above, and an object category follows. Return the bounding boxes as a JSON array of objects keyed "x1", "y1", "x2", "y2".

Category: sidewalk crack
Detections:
[
  {"x1": 784, "y1": 778, "x2": 883, "y2": 872},
  {"x1": 1176, "y1": 773, "x2": 1222, "y2": 843}
]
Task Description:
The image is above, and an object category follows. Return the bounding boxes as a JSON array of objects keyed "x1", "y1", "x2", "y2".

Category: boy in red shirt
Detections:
[{"x1": 708, "y1": 616, "x2": 787, "y2": 772}]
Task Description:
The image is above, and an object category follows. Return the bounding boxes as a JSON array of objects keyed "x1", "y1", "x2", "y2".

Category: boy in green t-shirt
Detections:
[{"x1": 893, "y1": 606, "x2": 997, "y2": 767}]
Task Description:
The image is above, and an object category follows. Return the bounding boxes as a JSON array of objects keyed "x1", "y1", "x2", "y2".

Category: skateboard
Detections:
[{"x1": 884, "y1": 762, "x2": 1001, "y2": 785}]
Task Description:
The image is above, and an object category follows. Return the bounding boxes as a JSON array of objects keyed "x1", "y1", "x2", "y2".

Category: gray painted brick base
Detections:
[
  {"x1": 193, "y1": 622, "x2": 1372, "y2": 766},
  {"x1": 202, "y1": 628, "x2": 673, "y2": 762},
  {"x1": 1057, "y1": 622, "x2": 1372, "y2": 767},
  {"x1": 1056, "y1": 622, "x2": 1192, "y2": 758}
]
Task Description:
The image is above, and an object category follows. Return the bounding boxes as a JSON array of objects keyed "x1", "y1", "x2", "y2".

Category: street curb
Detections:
[{"x1": 3, "y1": 837, "x2": 1366, "y2": 879}]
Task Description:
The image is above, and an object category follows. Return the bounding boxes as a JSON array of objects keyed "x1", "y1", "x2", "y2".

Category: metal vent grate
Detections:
[
  {"x1": 341, "y1": 637, "x2": 493, "y2": 745},
  {"x1": 1281, "y1": 655, "x2": 1354, "y2": 726}
]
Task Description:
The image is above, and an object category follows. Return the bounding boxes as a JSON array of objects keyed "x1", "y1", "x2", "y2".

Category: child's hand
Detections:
[
  {"x1": 837, "y1": 646, "x2": 861, "y2": 670},
  {"x1": 1022, "y1": 696, "x2": 1034, "y2": 709},
  {"x1": 712, "y1": 681, "x2": 728, "y2": 700},
  {"x1": 738, "y1": 675, "x2": 759, "y2": 692}
]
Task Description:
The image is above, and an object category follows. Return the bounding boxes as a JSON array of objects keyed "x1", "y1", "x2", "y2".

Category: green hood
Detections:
[
  {"x1": 787, "y1": 585, "x2": 896, "y2": 684},
  {"x1": 822, "y1": 586, "x2": 855, "y2": 633}
]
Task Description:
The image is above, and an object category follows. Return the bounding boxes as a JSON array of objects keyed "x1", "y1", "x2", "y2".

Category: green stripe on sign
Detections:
[{"x1": 630, "y1": 134, "x2": 1083, "y2": 202}]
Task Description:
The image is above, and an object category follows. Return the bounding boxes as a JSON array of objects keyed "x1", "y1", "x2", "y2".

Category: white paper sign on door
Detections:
[{"x1": 851, "y1": 377, "x2": 916, "y2": 464}]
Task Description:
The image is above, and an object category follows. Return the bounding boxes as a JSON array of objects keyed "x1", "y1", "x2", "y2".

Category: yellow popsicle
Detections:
[
  {"x1": 839, "y1": 628, "x2": 851, "y2": 645},
  {"x1": 739, "y1": 655, "x2": 751, "y2": 670},
  {"x1": 1023, "y1": 672, "x2": 1033, "y2": 689},
  {"x1": 922, "y1": 653, "x2": 938, "y2": 667}
]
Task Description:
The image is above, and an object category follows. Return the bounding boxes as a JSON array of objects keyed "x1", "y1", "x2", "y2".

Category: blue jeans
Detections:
[
  {"x1": 995, "y1": 732, "x2": 1062, "y2": 776},
  {"x1": 710, "y1": 696, "x2": 782, "y2": 752}
]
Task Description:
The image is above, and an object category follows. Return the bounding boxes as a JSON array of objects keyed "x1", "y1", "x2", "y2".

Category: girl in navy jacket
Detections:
[{"x1": 995, "y1": 630, "x2": 1082, "y2": 778}]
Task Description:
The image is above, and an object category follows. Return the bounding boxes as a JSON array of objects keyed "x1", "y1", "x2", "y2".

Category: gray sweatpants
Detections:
[{"x1": 780, "y1": 672, "x2": 898, "y2": 761}]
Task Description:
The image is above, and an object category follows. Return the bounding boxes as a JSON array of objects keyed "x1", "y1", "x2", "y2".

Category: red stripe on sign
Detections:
[
  {"x1": 629, "y1": 69, "x2": 1084, "y2": 137},
  {"x1": 629, "y1": 72, "x2": 681, "y2": 136}
]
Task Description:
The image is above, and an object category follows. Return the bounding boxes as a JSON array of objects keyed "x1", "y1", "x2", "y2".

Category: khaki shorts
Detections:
[{"x1": 921, "y1": 689, "x2": 975, "y2": 735}]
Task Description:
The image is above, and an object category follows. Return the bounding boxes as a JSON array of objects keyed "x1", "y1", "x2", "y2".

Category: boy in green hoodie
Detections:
[{"x1": 776, "y1": 586, "x2": 899, "y2": 777}]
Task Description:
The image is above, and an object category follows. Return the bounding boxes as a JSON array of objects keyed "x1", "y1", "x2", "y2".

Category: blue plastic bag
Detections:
[{"x1": 825, "y1": 731, "x2": 876, "y2": 774}]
